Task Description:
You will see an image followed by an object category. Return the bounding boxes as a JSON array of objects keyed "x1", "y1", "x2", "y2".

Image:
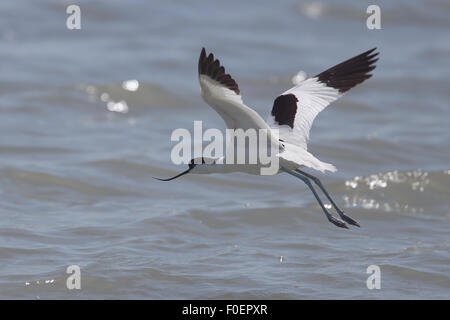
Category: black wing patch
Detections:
[
  {"x1": 315, "y1": 48, "x2": 379, "y2": 93},
  {"x1": 271, "y1": 94, "x2": 298, "y2": 129},
  {"x1": 198, "y1": 48, "x2": 240, "y2": 95}
]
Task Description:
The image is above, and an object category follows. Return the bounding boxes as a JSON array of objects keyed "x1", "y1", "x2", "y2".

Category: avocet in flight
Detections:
[{"x1": 156, "y1": 47, "x2": 379, "y2": 228}]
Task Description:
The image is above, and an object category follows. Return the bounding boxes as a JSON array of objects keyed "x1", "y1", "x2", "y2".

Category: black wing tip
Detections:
[
  {"x1": 316, "y1": 48, "x2": 380, "y2": 93},
  {"x1": 365, "y1": 47, "x2": 377, "y2": 54},
  {"x1": 198, "y1": 47, "x2": 240, "y2": 95}
]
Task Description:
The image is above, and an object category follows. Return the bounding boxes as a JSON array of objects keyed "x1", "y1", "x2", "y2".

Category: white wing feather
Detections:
[
  {"x1": 268, "y1": 48, "x2": 379, "y2": 150},
  {"x1": 267, "y1": 78, "x2": 340, "y2": 150},
  {"x1": 199, "y1": 75, "x2": 271, "y2": 131},
  {"x1": 195, "y1": 47, "x2": 378, "y2": 173}
]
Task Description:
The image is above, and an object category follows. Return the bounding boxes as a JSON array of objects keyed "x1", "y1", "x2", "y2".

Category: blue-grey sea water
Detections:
[{"x1": 0, "y1": 0, "x2": 449, "y2": 299}]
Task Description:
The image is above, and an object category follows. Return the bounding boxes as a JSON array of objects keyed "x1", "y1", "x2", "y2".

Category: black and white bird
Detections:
[{"x1": 156, "y1": 47, "x2": 379, "y2": 228}]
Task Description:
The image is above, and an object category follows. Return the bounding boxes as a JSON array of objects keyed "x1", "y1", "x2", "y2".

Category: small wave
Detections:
[
  {"x1": 0, "y1": 145, "x2": 73, "y2": 155},
  {"x1": 343, "y1": 169, "x2": 450, "y2": 216},
  {"x1": 345, "y1": 169, "x2": 430, "y2": 192},
  {"x1": 297, "y1": 1, "x2": 450, "y2": 28},
  {"x1": 77, "y1": 82, "x2": 189, "y2": 115},
  {"x1": 3, "y1": 168, "x2": 134, "y2": 197}
]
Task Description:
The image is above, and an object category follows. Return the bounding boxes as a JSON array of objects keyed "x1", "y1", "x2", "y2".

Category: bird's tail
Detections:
[
  {"x1": 281, "y1": 143, "x2": 338, "y2": 173},
  {"x1": 318, "y1": 161, "x2": 337, "y2": 173}
]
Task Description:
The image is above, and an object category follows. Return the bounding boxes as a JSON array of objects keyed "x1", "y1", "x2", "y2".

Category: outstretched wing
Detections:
[
  {"x1": 267, "y1": 48, "x2": 379, "y2": 150},
  {"x1": 198, "y1": 48, "x2": 271, "y2": 131}
]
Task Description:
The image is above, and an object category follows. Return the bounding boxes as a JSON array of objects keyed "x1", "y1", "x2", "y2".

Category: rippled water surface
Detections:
[{"x1": 0, "y1": 0, "x2": 449, "y2": 299}]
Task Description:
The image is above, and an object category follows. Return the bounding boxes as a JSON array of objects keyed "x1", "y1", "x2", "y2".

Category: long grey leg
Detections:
[
  {"x1": 295, "y1": 169, "x2": 360, "y2": 227},
  {"x1": 280, "y1": 167, "x2": 348, "y2": 229}
]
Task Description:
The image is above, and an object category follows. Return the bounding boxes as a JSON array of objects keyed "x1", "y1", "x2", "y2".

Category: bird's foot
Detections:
[
  {"x1": 336, "y1": 209, "x2": 360, "y2": 227},
  {"x1": 327, "y1": 215, "x2": 348, "y2": 229}
]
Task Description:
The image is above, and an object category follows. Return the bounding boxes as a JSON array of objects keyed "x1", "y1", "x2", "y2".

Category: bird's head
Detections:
[{"x1": 153, "y1": 157, "x2": 217, "y2": 181}]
